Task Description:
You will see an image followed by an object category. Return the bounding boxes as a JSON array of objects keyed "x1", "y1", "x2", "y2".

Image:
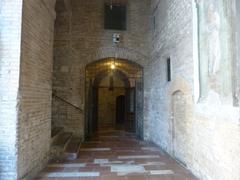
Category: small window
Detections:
[
  {"x1": 167, "y1": 58, "x2": 171, "y2": 82},
  {"x1": 104, "y1": 4, "x2": 127, "y2": 30},
  {"x1": 153, "y1": 16, "x2": 156, "y2": 31}
]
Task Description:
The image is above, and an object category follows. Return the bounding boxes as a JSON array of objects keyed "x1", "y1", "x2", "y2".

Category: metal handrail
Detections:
[{"x1": 52, "y1": 93, "x2": 84, "y2": 113}]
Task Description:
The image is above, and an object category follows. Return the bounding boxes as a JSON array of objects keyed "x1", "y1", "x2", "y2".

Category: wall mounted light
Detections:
[
  {"x1": 110, "y1": 0, "x2": 113, "y2": 9},
  {"x1": 110, "y1": 57, "x2": 116, "y2": 70},
  {"x1": 111, "y1": 63, "x2": 116, "y2": 69}
]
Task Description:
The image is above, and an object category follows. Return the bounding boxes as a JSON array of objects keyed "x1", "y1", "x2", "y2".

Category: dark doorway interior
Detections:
[
  {"x1": 116, "y1": 95, "x2": 126, "y2": 125},
  {"x1": 125, "y1": 88, "x2": 136, "y2": 132}
]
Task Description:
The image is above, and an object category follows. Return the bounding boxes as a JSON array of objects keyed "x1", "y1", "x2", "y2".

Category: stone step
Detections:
[
  {"x1": 64, "y1": 137, "x2": 82, "y2": 160},
  {"x1": 51, "y1": 127, "x2": 64, "y2": 144},
  {"x1": 50, "y1": 132, "x2": 73, "y2": 160},
  {"x1": 51, "y1": 127, "x2": 63, "y2": 137},
  {"x1": 52, "y1": 132, "x2": 73, "y2": 148}
]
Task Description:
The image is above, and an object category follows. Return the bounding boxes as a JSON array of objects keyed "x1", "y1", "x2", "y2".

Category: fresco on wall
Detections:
[
  {"x1": 198, "y1": 0, "x2": 233, "y2": 102},
  {"x1": 207, "y1": 4, "x2": 220, "y2": 75}
]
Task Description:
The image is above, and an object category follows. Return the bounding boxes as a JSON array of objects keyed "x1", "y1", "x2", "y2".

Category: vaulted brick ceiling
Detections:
[{"x1": 86, "y1": 58, "x2": 143, "y2": 79}]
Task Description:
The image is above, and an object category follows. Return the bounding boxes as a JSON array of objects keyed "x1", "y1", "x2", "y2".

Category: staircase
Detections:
[{"x1": 50, "y1": 127, "x2": 82, "y2": 160}]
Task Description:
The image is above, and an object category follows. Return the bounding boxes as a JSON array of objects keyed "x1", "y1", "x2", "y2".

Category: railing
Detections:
[{"x1": 52, "y1": 93, "x2": 84, "y2": 113}]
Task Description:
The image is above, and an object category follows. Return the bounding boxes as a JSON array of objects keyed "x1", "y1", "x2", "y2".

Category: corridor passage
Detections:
[{"x1": 37, "y1": 129, "x2": 197, "y2": 180}]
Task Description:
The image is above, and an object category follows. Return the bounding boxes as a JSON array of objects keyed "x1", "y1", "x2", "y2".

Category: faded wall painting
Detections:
[{"x1": 198, "y1": 0, "x2": 233, "y2": 101}]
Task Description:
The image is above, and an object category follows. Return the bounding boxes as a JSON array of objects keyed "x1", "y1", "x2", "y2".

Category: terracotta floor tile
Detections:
[
  {"x1": 126, "y1": 175, "x2": 148, "y2": 180},
  {"x1": 37, "y1": 130, "x2": 197, "y2": 180}
]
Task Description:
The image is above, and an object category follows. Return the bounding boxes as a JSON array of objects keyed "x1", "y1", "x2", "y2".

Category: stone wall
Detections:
[
  {"x1": 17, "y1": 0, "x2": 56, "y2": 179},
  {"x1": 53, "y1": 0, "x2": 150, "y2": 137},
  {"x1": 144, "y1": 0, "x2": 240, "y2": 180},
  {"x1": 0, "y1": 1, "x2": 23, "y2": 179}
]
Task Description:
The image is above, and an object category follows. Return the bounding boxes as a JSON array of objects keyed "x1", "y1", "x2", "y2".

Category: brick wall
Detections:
[
  {"x1": 52, "y1": 0, "x2": 150, "y2": 137},
  {"x1": 145, "y1": 0, "x2": 240, "y2": 180},
  {"x1": 144, "y1": 0, "x2": 194, "y2": 151},
  {"x1": 17, "y1": 0, "x2": 56, "y2": 179},
  {"x1": 1, "y1": 0, "x2": 236, "y2": 179},
  {"x1": 52, "y1": 96, "x2": 84, "y2": 137},
  {"x1": 0, "y1": 0, "x2": 23, "y2": 179}
]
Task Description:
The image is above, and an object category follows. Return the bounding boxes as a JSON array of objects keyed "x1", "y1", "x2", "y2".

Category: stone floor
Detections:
[{"x1": 37, "y1": 130, "x2": 197, "y2": 180}]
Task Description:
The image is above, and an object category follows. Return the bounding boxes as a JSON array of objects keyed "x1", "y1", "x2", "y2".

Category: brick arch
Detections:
[
  {"x1": 85, "y1": 58, "x2": 144, "y2": 83},
  {"x1": 90, "y1": 47, "x2": 148, "y2": 68},
  {"x1": 86, "y1": 57, "x2": 143, "y2": 70}
]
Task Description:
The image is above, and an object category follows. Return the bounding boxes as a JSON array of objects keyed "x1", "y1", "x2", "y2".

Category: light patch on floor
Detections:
[
  {"x1": 115, "y1": 149, "x2": 136, "y2": 152},
  {"x1": 110, "y1": 161, "x2": 125, "y2": 164},
  {"x1": 94, "y1": 159, "x2": 109, "y2": 164},
  {"x1": 79, "y1": 148, "x2": 111, "y2": 151},
  {"x1": 47, "y1": 163, "x2": 86, "y2": 168},
  {"x1": 141, "y1": 147, "x2": 160, "y2": 152},
  {"x1": 111, "y1": 164, "x2": 145, "y2": 176},
  {"x1": 100, "y1": 160, "x2": 135, "y2": 167},
  {"x1": 100, "y1": 161, "x2": 126, "y2": 167},
  {"x1": 118, "y1": 155, "x2": 160, "y2": 159},
  {"x1": 40, "y1": 172, "x2": 100, "y2": 177},
  {"x1": 140, "y1": 161, "x2": 165, "y2": 166},
  {"x1": 150, "y1": 170, "x2": 174, "y2": 175},
  {"x1": 126, "y1": 160, "x2": 135, "y2": 164}
]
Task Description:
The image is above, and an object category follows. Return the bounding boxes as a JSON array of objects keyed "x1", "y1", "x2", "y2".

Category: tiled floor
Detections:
[{"x1": 37, "y1": 130, "x2": 197, "y2": 180}]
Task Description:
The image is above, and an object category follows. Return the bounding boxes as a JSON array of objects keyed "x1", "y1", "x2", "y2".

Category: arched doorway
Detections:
[
  {"x1": 85, "y1": 58, "x2": 143, "y2": 139},
  {"x1": 172, "y1": 90, "x2": 187, "y2": 165}
]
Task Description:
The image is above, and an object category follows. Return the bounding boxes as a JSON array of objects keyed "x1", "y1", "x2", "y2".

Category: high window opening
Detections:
[
  {"x1": 104, "y1": 4, "x2": 127, "y2": 30},
  {"x1": 85, "y1": 58, "x2": 143, "y2": 139},
  {"x1": 167, "y1": 58, "x2": 171, "y2": 82}
]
